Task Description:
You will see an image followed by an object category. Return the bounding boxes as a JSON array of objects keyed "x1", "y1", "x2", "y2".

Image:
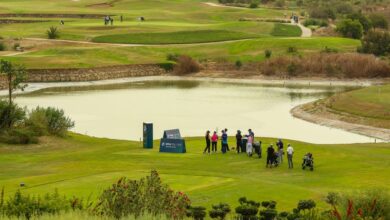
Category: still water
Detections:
[{"x1": 15, "y1": 80, "x2": 375, "y2": 144}]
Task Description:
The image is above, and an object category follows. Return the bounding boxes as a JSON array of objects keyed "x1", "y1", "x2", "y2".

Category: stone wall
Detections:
[{"x1": 0, "y1": 64, "x2": 168, "y2": 90}]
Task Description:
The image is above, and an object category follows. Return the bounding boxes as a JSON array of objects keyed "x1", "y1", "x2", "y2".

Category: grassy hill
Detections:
[{"x1": 0, "y1": 133, "x2": 389, "y2": 211}]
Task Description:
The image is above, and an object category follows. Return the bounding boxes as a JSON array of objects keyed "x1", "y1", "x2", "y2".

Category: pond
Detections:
[{"x1": 14, "y1": 80, "x2": 375, "y2": 144}]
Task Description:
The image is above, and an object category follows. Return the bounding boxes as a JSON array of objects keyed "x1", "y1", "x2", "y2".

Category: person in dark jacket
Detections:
[
  {"x1": 203, "y1": 130, "x2": 211, "y2": 154},
  {"x1": 235, "y1": 130, "x2": 242, "y2": 153},
  {"x1": 276, "y1": 139, "x2": 284, "y2": 163},
  {"x1": 266, "y1": 144, "x2": 275, "y2": 168},
  {"x1": 221, "y1": 130, "x2": 228, "y2": 153},
  {"x1": 224, "y1": 128, "x2": 230, "y2": 151}
]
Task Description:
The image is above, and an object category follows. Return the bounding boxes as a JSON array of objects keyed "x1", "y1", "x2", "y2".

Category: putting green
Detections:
[{"x1": 0, "y1": 134, "x2": 389, "y2": 211}]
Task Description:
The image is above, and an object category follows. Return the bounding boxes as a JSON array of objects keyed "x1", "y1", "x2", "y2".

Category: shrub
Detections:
[
  {"x1": 235, "y1": 197, "x2": 260, "y2": 220},
  {"x1": 173, "y1": 55, "x2": 201, "y2": 75},
  {"x1": 347, "y1": 13, "x2": 372, "y2": 32},
  {"x1": 249, "y1": 3, "x2": 258, "y2": 8},
  {"x1": 235, "y1": 60, "x2": 242, "y2": 69},
  {"x1": 260, "y1": 53, "x2": 390, "y2": 78},
  {"x1": 47, "y1": 26, "x2": 59, "y2": 39},
  {"x1": 359, "y1": 29, "x2": 390, "y2": 56},
  {"x1": 369, "y1": 14, "x2": 388, "y2": 30},
  {"x1": 93, "y1": 170, "x2": 191, "y2": 220},
  {"x1": 336, "y1": 19, "x2": 363, "y2": 39},
  {"x1": 335, "y1": 2, "x2": 354, "y2": 14},
  {"x1": 287, "y1": 46, "x2": 298, "y2": 53},
  {"x1": 310, "y1": 7, "x2": 336, "y2": 20},
  {"x1": 187, "y1": 206, "x2": 206, "y2": 220},
  {"x1": 0, "y1": 42, "x2": 5, "y2": 51},
  {"x1": 327, "y1": 190, "x2": 390, "y2": 220},
  {"x1": 275, "y1": 0, "x2": 285, "y2": 8},
  {"x1": 0, "y1": 128, "x2": 38, "y2": 144},
  {"x1": 26, "y1": 107, "x2": 74, "y2": 137},
  {"x1": 209, "y1": 203, "x2": 231, "y2": 220},
  {"x1": 322, "y1": 46, "x2": 339, "y2": 53},
  {"x1": 265, "y1": 49, "x2": 272, "y2": 59},
  {"x1": 0, "y1": 100, "x2": 26, "y2": 130},
  {"x1": 166, "y1": 53, "x2": 180, "y2": 61},
  {"x1": 297, "y1": 200, "x2": 316, "y2": 211},
  {"x1": 303, "y1": 18, "x2": 328, "y2": 27},
  {"x1": 3, "y1": 189, "x2": 70, "y2": 220},
  {"x1": 158, "y1": 62, "x2": 174, "y2": 71}
]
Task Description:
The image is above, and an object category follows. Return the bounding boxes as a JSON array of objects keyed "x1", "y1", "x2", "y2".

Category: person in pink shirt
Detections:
[{"x1": 211, "y1": 131, "x2": 218, "y2": 153}]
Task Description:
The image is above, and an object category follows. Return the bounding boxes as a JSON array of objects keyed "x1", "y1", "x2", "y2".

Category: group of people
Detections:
[
  {"x1": 203, "y1": 129, "x2": 296, "y2": 169},
  {"x1": 104, "y1": 15, "x2": 114, "y2": 25}
]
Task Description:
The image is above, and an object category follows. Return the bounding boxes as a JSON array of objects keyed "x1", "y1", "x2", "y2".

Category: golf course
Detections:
[{"x1": 0, "y1": 0, "x2": 390, "y2": 219}]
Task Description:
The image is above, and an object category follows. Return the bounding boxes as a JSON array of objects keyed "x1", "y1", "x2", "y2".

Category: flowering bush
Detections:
[{"x1": 93, "y1": 170, "x2": 191, "y2": 219}]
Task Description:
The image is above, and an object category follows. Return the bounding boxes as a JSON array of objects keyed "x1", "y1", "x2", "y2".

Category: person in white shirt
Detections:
[{"x1": 286, "y1": 144, "x2": 294, "y2": 169}]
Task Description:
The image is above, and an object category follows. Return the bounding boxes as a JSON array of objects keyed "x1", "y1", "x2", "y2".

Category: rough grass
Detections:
[
  {"x1": 92, "y1": 30, "x2": 257, "y2": 44},
  {"x1": 326, "y1": 84, "x2": 390, "y2": 129},
  {"x1": 0, "y1": 133, "x2": 389, "y2": 211},
  {"x1": 271, "y1": 23, "x2": 302, "y2": 37}
]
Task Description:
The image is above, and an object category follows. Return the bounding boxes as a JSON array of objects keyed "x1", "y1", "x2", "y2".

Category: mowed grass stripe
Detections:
[{"x1": 92, "y1": 30, "x2": 259, "y2": 44}]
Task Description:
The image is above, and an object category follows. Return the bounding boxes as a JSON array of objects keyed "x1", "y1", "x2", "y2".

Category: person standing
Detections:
[
  {"x1": 203, "y1": 130, "x2": 211, "y2": 154},
  {"x1": 287, "y1": 144, "x2": 294, "y2": 169},
  {"x1": 236, "y1": 130, "x2": 242, "y2": 154},
  {"x1": 224, "y1": 128, "x2": 230, "y2": 151},
  {"x1": 266, "y1": 144, "x2": 275, "y2": 168},
  {"x1": 211, "y1": 131, "x2": 218, "y2": 153},
  {"x1": 276, "y1": 139, "x2": 284, "y2": 163},
  {"x1": 246, "y1": 134, "x2": 253, "y2": 156},
  {"x1": 221, "y1": 130, "x2": 228, "y2": 154}
]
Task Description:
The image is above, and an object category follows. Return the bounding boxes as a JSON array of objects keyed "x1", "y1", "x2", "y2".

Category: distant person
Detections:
[
  {"x1": 266, "y1": 144, "x2": 275, "y2": 168},
  {"x1": 120, "y1": 15, "x2": 123, "y2": 22},
  {"x1": 203, "y1": 130, "x2": 211, "y2": 154},
  {"x1": 211, "y1": 131, "x2": 218, "y2": 153},
  {"x1": 104, "y1": 16, "x2": 110, "y2": 25},
  {"x1": 276, "y1": 139, "x2": 284, "y2": 163},
  {"x1": 246, "y1": 133, "x2": 253, "y2": 156},
  {"x1": 221, "y1": 130, "x2": 228, "y2": 154},
  {"x1": 110, "y1": 17, "x2": 114, "y2": 25},
  {"x1": 224, "y1": 128, "x2": 229, "y2": 151},
  {"x1": 286, "y1": 144, "x2": 294, "y2": 169},
  {"x1": 235, "y1": 130, "x2": 242, "y2": 154},
  {"x1": 248, "y1": 129, "x2": 254, "y2": 138}
]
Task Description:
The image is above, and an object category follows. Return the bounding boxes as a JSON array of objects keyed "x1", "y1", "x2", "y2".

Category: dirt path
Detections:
[
  {"x1": 203, "y1": 2, "x2": 248, "y2": 9},
  {"x1": 291, "y1": 103, "x2": 390, "y2": 142},
  {"x1": 298, "y1": 23, "x2": 312, "y2": 37}
]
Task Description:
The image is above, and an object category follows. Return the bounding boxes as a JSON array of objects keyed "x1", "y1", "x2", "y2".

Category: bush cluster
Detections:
[
  {"x1": 0, "y1": 100, "x2": 75, "y2": 144},
  {"x1": 0, "y1": 188, "x2": 75, "y2": 220},
  {"x1": 173, "y1": 55, "x2": 201, "y2": 75},
  {"x1": 303, "y1": 19, "x2": 328, "y2": 27},
  {"x1": 92, "y1": 170, "x2": 191, "y2": 220}
]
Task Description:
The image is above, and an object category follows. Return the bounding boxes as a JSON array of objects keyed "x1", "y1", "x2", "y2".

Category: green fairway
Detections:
[
  {"x1": 271, "y1": 23, "x2": 302, "y2": 37},
  {"x1": 92, "y1": 30, "x2": 258, "y2": 44},
  {"x1": 0, "y1": 134, "x2": 389, "y2": 211},
  {"x1": 3, "y1": 37, "x2": 359, "y2": 69}
]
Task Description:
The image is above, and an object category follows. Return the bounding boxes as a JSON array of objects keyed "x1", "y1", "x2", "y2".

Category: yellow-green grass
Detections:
[
  {"x1": 271, "y1": 23, "x2": 302, "y2": 37},
  {"x1": 326, "y1": 84, "x2": 390, "y2": 129},
  {"x1": 92, "y1": 30, "x2": 259, "y2": 44},
  {"x1": 0, "y1": 133, "x2": 389, "y2": 211},
  {"x1": 2, "y1": 37, "x2": 360, "y2": 68}
]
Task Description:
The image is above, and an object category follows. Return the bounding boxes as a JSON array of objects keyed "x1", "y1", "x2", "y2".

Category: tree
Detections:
[
  {"x1": 369, "y1": 14, "x2": 388, "y2": 30},
  {"x1": 0, "y1": 60, "x2": 27, "y2": 106},
  {"x1": 359, "y1": 29, "x2": 390, "y2": 56},
  {"x1": 347, "y1": 13, "x2": 372, "y2": 32},
  {"x1": 337, "y1": 19, "x2": 363, "y2": 39}
]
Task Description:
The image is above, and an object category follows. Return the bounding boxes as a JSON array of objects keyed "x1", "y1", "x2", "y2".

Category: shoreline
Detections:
[
  {"x1": 291, "y1": 103, "x2": 390, "y2": 142},
  {"x1": 0, "y1": 74, "x2": 383, "y2": 96}
]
